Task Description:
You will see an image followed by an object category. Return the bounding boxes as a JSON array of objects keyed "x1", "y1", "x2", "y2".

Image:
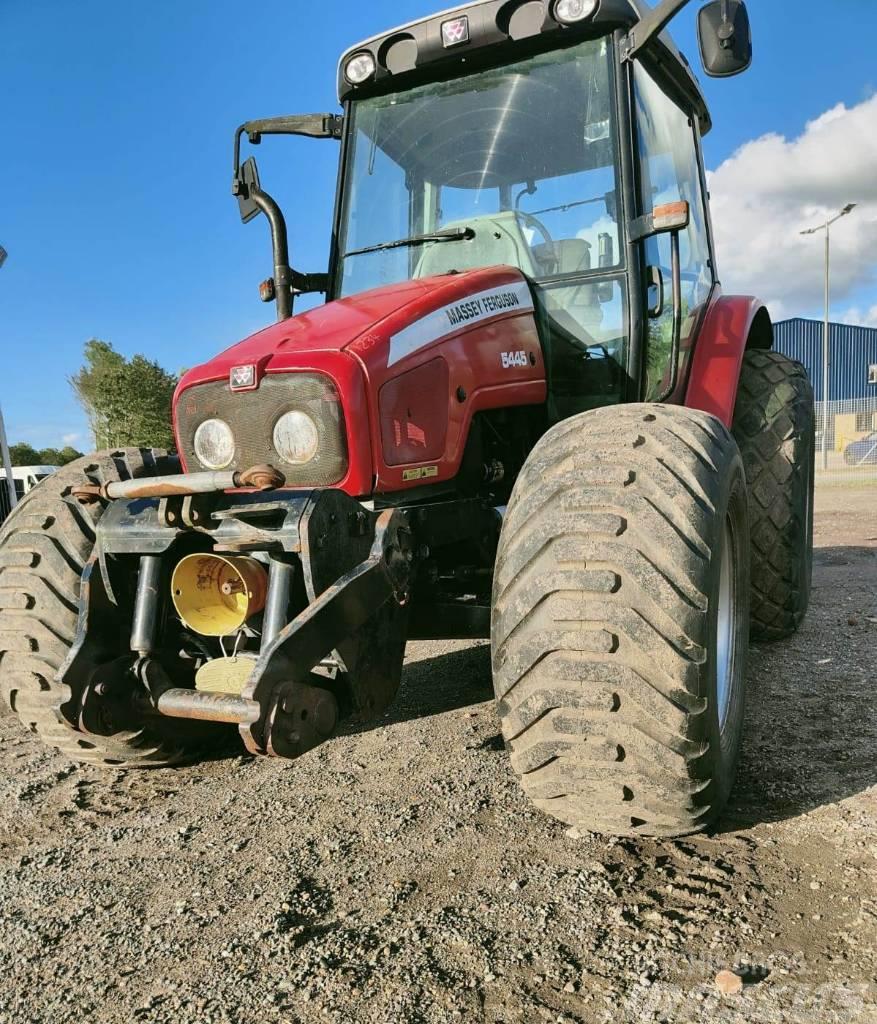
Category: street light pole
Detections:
[
  {"x1": 801, "y1": 203, "x2": 857, "y2": 471},
  {"x1": 823, "y1": 222, "x2": 830, "y2": 470},
  {"x1": 0, "y1": 245, "x2": 17, "y2": 512}
]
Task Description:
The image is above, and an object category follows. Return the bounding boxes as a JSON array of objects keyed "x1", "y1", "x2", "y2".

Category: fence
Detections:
[{"x1": 814, "y1": 396, "x2": 877, "y2": 485}]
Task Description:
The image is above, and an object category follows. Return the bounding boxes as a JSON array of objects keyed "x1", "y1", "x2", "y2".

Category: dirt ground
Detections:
[{"x1": 0, "y1": 487, "x2": 874, "y2": 1024}]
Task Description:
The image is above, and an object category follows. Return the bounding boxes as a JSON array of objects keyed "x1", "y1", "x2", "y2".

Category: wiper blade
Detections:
[{"x1": 343, "y1": 226, "x2": 475, "y2": 259}]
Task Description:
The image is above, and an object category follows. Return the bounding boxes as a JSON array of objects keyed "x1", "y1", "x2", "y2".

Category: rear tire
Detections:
[
  {"x1": 732, "y1": 350, "x2": 814, "y2": 640},
  {"x1": 0, "y1": 449, "x2": 211, "y2": 767},
  {"x1": 491, "y1": 405, "x2": 750, "y2": 838}
]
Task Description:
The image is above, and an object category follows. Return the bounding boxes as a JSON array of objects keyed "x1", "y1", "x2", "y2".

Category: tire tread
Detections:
[
  {"x1": 492, "y1": 404, "x2": 746, "y2": 837},
  {"x1": 732, "y1": 350, "x2": 814, "y2": 639},
  {"x1": 0, "y1": 449, "x2": 193, "y2": 767}
]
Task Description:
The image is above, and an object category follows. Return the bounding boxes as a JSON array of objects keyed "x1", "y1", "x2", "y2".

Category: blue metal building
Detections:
[{"x1": 772, "y1": 318, "x2": 877, "y2": 402}]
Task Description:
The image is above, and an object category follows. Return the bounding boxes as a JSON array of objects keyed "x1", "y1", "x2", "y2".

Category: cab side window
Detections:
[{"x1": 634, "y1": 63, "x2": 713, "y2": 400}]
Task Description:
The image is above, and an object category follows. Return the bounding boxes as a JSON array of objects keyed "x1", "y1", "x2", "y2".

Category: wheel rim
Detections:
[{"x1": 716, "y1": 515, "x2": 737, "y2": 731}]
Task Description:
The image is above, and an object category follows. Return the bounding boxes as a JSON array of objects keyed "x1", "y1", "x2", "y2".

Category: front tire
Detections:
[
  {"x1": 0, "y1": 449, "x2": 211, "y2": 767},
  {"x1": 491, "y1": 405, "x2": 750, "y2": 838}
]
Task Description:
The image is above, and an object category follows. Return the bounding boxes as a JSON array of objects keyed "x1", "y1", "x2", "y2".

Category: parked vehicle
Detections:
[
  {"x1": 0, "y1": 465, "x2": 58, "y2": 523},
  {"x1": 843, "y1": 431, "x2": 877, "y2": 466},
  {"x1": 0, "y1": 0, "x2": 816, "y2": 837}
]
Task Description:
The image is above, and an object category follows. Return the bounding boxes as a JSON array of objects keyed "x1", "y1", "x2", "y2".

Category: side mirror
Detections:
[
  {"x1": 236, "y1": 157, "x2": 262, "y2": 224},
  {"x1": 698, "y1": 0, "x2": 752, "y2": 78}
]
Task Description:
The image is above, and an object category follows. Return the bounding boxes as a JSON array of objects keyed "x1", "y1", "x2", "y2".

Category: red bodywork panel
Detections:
[
  {"x1": 684, "y1": 291, "x2": 771, "y2": 427},
  {"x1": 174, "y1": 267, "x2": 546, "y2": 496}
]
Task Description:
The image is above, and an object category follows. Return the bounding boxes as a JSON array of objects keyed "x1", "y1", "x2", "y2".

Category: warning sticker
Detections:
[{"x1": 402, "y1": 466, "x2": 439, "y2": 482}]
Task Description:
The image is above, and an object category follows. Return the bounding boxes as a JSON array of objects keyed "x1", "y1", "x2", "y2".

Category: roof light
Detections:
[
  {"x1": 344, "y1": 52, "x2": 376, "y2": 85},
  {"x1": 441, "y1": 16, "x2": 470, "y2": 47},
  {"x1": 553, "y1": 0, "x2": 598, "y2": 25}
]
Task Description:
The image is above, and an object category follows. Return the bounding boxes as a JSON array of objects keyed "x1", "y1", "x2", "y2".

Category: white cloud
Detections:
[
  {"x1": 62, "y1": 432, "x2": 83, "y2": 446},
  {"x1": 708, "y1": 95, "x2": 877, "y2": 322},
  {"x1": 840, "y1": 304, "x2": 877, "y2": 328}
]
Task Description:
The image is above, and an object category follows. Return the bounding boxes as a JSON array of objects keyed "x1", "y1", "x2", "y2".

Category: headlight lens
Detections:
[
  {"x1": 554, "y1": 0, "x2": 598, "y2": 24},
  {"x1": 272, "y1": 410, "x2": 319, "y2": 465},
  {"x1": 344, "y1": 52, "x2": 376, "y2": 85},
  {"x1": 193, "y1": 418, "x2": 235, "y2": 470}
]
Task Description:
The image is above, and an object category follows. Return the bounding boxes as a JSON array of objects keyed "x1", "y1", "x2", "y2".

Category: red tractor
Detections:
[{"x1": 0, "y1": 0, "x2": 814, "y2": 837}]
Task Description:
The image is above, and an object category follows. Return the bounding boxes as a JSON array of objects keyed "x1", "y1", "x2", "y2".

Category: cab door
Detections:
[{"x1": 632, "y1": 60, "x2": 715, "y2": 401}]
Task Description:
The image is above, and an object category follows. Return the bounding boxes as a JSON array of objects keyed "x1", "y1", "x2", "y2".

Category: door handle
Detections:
[{"x1": 646, "y1": 265, "x2": 664, "y2": 318}]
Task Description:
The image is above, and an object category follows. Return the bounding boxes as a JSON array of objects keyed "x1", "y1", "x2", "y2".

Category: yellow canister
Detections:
[{"x1": 171, "y1": 553, "x2": 269, "y2": 637}]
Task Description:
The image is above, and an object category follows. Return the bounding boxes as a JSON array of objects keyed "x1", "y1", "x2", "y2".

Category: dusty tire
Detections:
[
  {"x1": 732, "y1": 350, "x2": 814, "y2": 640},
  {"x1": 0, "y1": 449, "x2": 210, "y2": 767},
  {"x1": 491, "y1": 405, "x2": 750, "y2": 838}
]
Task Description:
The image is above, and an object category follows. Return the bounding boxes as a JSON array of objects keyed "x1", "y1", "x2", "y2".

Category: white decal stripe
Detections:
[{"x1": 387, "y1": 281, "x2": 534, "y2": 367}]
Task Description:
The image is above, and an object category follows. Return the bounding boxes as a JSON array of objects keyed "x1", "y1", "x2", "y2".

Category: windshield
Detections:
[{"x1": 336, "y1": 38, "x2": 621, "y2": 297}]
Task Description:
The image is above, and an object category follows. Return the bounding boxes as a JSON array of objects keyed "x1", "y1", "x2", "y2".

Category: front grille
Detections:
[{"x1": 176, "y1": 373, "x2": 348, "y2": 486}]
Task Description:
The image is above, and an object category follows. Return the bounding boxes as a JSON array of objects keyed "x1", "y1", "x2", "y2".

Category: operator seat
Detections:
[
  {"x1": 414, "y1": 213, "x2": 538, "y2": 278},
  {"x1": 531, "y1": 238, "x2": 592, "y2": 276}
]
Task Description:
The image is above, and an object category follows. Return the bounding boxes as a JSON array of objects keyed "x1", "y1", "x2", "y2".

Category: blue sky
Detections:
[{"x1": 2, "y1": 0, "x2": 876, "y2": 448}]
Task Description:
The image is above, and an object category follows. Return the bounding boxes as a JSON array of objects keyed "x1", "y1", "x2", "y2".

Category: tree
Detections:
[
  {"x1": 7, "y1": 443, "x2": 84, "y2": 467},
  {"x1": 37, "y1": 448, "x2": 64, "y2": 466},
  {"x1": 70, "y1": 340, "x2": 125, "y2": 448},
  {"x1": 8, "y1": 442, "x2": 40, "y2": 466},
  {"x1": 70, "y1": 340, "x2": 177, "y2": 450},
  {"x1": 57, "y1": 446, "x2": 84, "y2": 465}
]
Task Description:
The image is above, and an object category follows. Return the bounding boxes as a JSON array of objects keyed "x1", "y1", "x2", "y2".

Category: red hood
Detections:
[
  {"x1": 176, "y1": 267, "x2": 530, "y2": 388},
  {"x1": 173, "y1": 266, "x2": 542, "y2": 496}
]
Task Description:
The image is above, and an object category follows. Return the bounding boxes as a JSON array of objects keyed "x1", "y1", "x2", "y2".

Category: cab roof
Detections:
[{"x1": 338, "y1": 0, "x2": 710, "y2": 132}]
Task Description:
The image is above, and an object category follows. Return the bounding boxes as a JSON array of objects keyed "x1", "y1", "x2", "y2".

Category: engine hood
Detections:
[
  {"x1": 173, "y1": 265, "x2": 542, "y2": 497},
  {"x1": 176, "y1": 266, "x2": 531, "y2": 388}
]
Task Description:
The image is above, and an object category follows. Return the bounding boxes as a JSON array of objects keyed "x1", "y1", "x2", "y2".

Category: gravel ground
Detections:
[{"x1": 0, "y1": 487, "x2": 874, "y2": 1024}]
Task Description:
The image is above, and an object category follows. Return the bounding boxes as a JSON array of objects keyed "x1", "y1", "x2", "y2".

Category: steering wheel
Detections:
[{"x1": 515, "y1": 211, "x2": 558, "y2": 275}]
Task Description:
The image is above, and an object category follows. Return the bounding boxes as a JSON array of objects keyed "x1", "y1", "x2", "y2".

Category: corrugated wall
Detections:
[{"x1": 773, "y1": 318, "x2": 877, "y2": 402}]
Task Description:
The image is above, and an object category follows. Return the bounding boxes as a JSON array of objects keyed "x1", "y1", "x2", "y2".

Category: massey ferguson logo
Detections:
[
  {"x1": 229, "y1": 364, "x2": 256, "y2": 390},
  {"x1": 441, "y1": 16, "x2": 469, "y2": 47}
]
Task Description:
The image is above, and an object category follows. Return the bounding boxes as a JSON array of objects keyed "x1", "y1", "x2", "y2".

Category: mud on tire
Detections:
[
  {"x1": 491, "y1": 405, "x2": 750, "y2": 838},
  {"x1": 0, "y1": 449, "x2": 210, "y2": 767},
  {"x1": 732, "y1": 350, "x2": 815, "y2": 640}
]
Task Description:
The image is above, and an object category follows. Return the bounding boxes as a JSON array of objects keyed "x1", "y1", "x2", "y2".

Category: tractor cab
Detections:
[{"x1": 233, "y1": 0, "x2": 752, "y2": 416}]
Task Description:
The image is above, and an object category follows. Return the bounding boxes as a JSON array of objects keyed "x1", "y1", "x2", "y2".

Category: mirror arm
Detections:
[
  {"x1": 248, "y1": 187, "x2": 293, "y2": 322},
  {"x1": 230, "y1": 115, "x2": 342, "y2": 320},
  {"x1": 622, "y1": 0, "x2": 693, "y2": 61},
  {"x1": 291, "y1": 271, "x2": 328, "y2": 295},
  {"x1": 233, "y1": 114, "x2": 343, "y2": 180}
]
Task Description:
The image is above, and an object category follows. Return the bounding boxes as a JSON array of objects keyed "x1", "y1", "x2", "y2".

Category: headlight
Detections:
[
  {"x1": 344, "y1": 52, "x2": 376, "y2": 85},
  {"x1": 273, "y1": 410, "x2": 319, "y2": 465},
  {"x1": 553, "y1": 0, "x2": 598, "y2": 24},
  {"x1": 193, "y1": 418, "x2": 235, "y2": 470}
]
